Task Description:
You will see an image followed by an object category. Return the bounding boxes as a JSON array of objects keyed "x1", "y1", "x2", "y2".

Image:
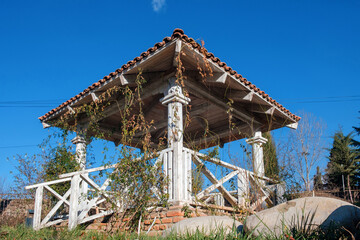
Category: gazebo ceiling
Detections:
[{"x1": 39, "y1": 29, "x2": 300, "y2": 149}]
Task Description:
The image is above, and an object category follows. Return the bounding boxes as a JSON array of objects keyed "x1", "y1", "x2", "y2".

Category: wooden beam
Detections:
[
  {"x1": 80, "y1": 174, "x2": 115, "y2": 206},
  {"x1": 187, "y1": 148, "x2": 275, "y2": 183},
  {"x1": 188, "y1": 123, "x2": 250, "y2": 147},
  {"x1": 206, "y1": 72, "x2": 227, "y2": 84},
  {"x1": 250, "y1": 105, "x2": 275, "y2": 115},
  {"x1": 143, "y1": 95, "x2": 162, "y2": 119},
  {"x1": 42, "y1": 122, "x2": 51, "y2": 129},
  {"x1": 44, "y1": 185, "x2": 70, "y2": 206},
  {"x1": 286, "y1": 122, "x2": 298, "y2": 130},
  {"x1": 78, "y1": 177, "x2": 112, "y2": 221},
  {"x1": 26, "y1": 177, "x2": 72, "y2": 190},
  {"x1": 79, "y1": 210, "x2": 114, "y2": 224},
  {"x1": 173, "y1": 39, "x2": 182, "y2": 67},
  {"x1": 33, "y1": 186, "x2": 43, "y2": 230},
  {"x1": 91, "y1": 92, "x2": 99, "y2": 102},
  {"x1": 189, "y1": 102, "x2": 210, "y2": 116},
  {"x1": 41, "y1": 189, "x2": 71, "y2": 227},
  {"x1": 226, "y1": 90, "x2": 253, "y2": 101},
  {"x1": 193, "y1": 155, "x2": 238, "y2": 207},
  {"x1": 67, "y1": 106, "x2": 75, "y2": 114},
  {"x1": 119, "y1": 74, "x2": 137, "y2": 86},
  {"x1": 196, "y1": 170, "x2": 240, "y2": 200},
  {"x1": 185, "y1": 79, "x2": 261, "y2": 126},
  {"x1": 68, "y1": 175, "x2": 80, "y2": 230},
  {"x1": 97, "y1": 78, "x2": 168, "y2": 121}
]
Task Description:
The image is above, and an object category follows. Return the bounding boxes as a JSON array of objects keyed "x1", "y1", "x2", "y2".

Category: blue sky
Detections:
[{"x1": 0, "y1": 0, "x2": 359, "y2": 188}]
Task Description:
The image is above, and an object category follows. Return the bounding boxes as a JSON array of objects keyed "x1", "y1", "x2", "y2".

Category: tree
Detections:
[
  {"x1": 11, "y1": 153, "x2": 44, "y2": 197},
  {"x1": 325, "y1": 130, "x2": 360, "y2": 202},
  {"x1": 287, "y1": 111, "x2": 326, "y2": 192},
  {"x1": 263, "y1": 132, "x2": 280, "y2": 180},
  {"x1": 353, "y1": 111, "x2": 360, "y2": 148},
  {"x1": 11, "y1": 131, "x2": 79, "y2": 199},
  {"x1": 313, "y1": 166, "x2": 323, "y2": 190}
]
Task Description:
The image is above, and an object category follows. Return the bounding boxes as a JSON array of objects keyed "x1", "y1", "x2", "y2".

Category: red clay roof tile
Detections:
[{"x1": 39, "y1": 28, "x2": 300, "y2": 122}]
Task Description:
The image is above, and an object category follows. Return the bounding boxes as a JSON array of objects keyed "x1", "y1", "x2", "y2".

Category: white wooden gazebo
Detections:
[{"x1": 26, "y1": 29, "x2": 300, "y2": 230}]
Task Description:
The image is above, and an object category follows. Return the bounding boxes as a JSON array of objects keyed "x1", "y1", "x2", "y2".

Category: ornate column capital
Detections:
[
  {"x1": 71, "y1": 135, "x2": 87, "y2": 145},
  {"x1": 160, "y1": 78, "x2": 190, "y2": 105},
  {"x1": 246, "y1": 131, "x2": 268, "y2": 145}
]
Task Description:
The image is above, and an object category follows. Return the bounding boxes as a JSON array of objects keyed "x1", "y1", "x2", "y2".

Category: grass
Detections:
[{"x1": 0, "y1": 223, "x2": 354, "y2": 240}]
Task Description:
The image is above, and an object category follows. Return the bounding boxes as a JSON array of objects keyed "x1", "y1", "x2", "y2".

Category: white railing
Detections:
[
  {"x1": 26, "y1": 147, "x2": 283, "y2": 230},
  {"x1": 25, "y1": 149, "x2": 168, "y2": 230},
  {"x1": 184, "y1": 147, "x2": 281, "y2": 210}
]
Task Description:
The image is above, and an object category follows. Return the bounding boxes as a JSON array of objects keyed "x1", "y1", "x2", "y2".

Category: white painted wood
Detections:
[
  {"x1": 196, "y1": 170, "x2": 240, "y2": 200},
  {"x1": 250, "y1": 105, "x2": 275, "y2": 115},
  {"x1": 72, "y1": 131, "x2": 88, "y2": 212},
  {"x1": 79, "y1": 210, "x2": 114, "y2": 224},
  {"x1": 78, "y1": 177, "x2": 111, "y2": 221},
  {"x1": 186, "y1": 148, "x2": 275, "y2": 182},
  {"x1": 249, "y1": 174, "x2": 273, "y2": 206},
  {"x1": 80, "y1": 175, "x2": 113, "y2": 203},
  {"x1": 186, "y1": 149, "x2": 192, "y2": 201},
  {"x1": 160, "y1": 77, "x2": 191, "y2": 205},
  {"x1": 192, "y1": 155, "x2": 238, "y2": 207},
  {"x1": 214, "y1": 193, "x2": 225, "y2": 208},
  {"x1": 168, "y1": 150, "x2": 173, "y2": 199},
  {"x1": 44, "y1": 218, "x2": 68, "y2": 228},
  {"x1": 286, "y1": 122, "x2": 298, "y2": 130},
  {"x1": 226, "y1": 90, "x2": 253, "y2": 101},
  {"x1": 182, "y1": 43, "x2": 296, "y2": 123},
  {"x1": 206, "y1": 72, "x2": 227, "y2": 83},
  {"x1": 91, "y1": 92, "x2": 99, "y2": 102},
  {"x1": 67, "y1": 106, "x2": 75, "y2": 114},
  {"x1": 59, "y1": 165, "x2": 116, "y2": 178},
  {"x1": 44, "y1": 185, "x2": 70, "y2": 206},
  {"x1": 26, "y1": 177, "x2": 71, "y2": 189},
  {"x1": 41, "y1": 189, "x2": 71, "y2": 226},
  {"x1": 68, "y1": 175, "x2": 80, "y2": 230},
  {"x1": 246, "y1": 131, "x2": 267, "y2": 179},
  {"x1": 243, "y1": 92, "x2": 254, "y2": 101},
  {"x1": 33, "y1": 186, "x2": 43, "y2": 230},
  {"x1": 41, "y1": 122, "x2": 51, "y2": 129},
  {"x1": 119, "y1": 74, "x2": 136, "y2": 85},
  {"x1": 173, "y1": 39, "x2": 182, "y2": 67},
  {"x1": 237, "y1": 172, "x2": 249, "y2": 207}
]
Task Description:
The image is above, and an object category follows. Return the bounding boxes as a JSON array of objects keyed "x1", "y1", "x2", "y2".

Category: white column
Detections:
[
  {"x1": 160, "y1": 77, "x2": 191, "y2": 205},
  {"x1": 71, "y1": 129, "x2": 88, "y2": 212},
  {"x1": 246, "y1": 131, "x2": 268, "y2": 179}
]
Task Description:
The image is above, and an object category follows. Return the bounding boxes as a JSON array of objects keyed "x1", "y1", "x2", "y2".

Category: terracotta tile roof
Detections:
[{"x1": 39, "y1": 28, "x2": 300, "y2": 122}]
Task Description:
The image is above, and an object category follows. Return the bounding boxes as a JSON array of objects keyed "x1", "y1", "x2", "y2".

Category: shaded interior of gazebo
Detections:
[{"x1": 40, "y1": 29, "x2": 299, "y2": 150}]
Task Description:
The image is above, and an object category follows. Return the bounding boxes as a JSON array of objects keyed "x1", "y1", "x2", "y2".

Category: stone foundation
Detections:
[{"x1": 83, "y1": 205, "x2": 241, "y2": 236}]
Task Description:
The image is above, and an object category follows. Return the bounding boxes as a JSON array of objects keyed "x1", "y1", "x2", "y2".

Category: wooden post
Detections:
[
  {"x1": 71, "y1": 127, "x2": 88, "y2": 212},
  {"x1": 33, "y1": 186, "x2": 43, "y2": 230},
  {"x1": 237, "y1": 171, "x2": 249, "y2": 207},
  {"x1": 160, "y1": 77, "x2": 191, "y2": 205},
  {"x1": 246, "y1": 131, "x2": 267, "y2": 179},
  {"x1": 68, "y1": 174, "x2": 80, "y2": 230}
]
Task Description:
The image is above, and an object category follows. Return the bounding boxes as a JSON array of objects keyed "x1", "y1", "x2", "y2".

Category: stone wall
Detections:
[{"x1": 0, "y1": 199, "x2": 34, "y2": 226}]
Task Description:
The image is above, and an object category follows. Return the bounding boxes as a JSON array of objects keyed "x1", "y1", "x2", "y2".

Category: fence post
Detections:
[
  {"x1": 68, "y1": 174, "x2": 80, "y2": 230},
  {"x1": 237, "y1": 172, "x2": 249, "y2": 207},
  {"x1": 33, "y1": 186, "x2": 43, "y2": 230}
]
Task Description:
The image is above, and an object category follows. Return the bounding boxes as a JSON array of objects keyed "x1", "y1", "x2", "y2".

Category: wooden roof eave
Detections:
[
  {"x1": 40, "y1": 40, "x2": 178, "y2": 127},
  {"x1": 180, "y1": 40, "x2": 298, "y2": 126}
]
